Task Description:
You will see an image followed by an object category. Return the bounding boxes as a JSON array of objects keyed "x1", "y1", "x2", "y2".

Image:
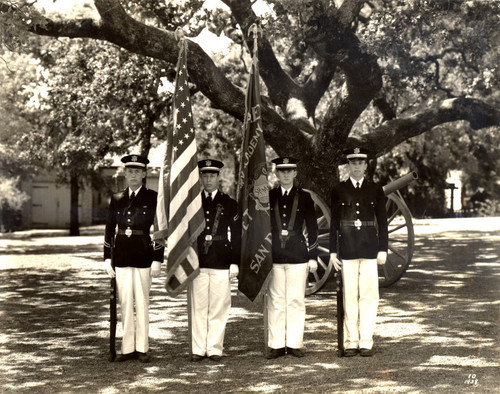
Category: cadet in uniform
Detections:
[
  {"x1": 267, "y1": 157, "x2": 318, "y2": 359},
  {"x1": 329, "y1": 147, "x2": 388, "y2": 357},
  {"x1": 104, "y1": 154, "x2": 164, "y2": 363},
  {"x1": 190, "y1": 159, "x2": 241, "y2": 362}
]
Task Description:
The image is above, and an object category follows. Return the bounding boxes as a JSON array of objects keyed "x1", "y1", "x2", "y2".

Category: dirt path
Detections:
[{"x1": 0, "y1": 218, "x2": 498, "y2": 393}]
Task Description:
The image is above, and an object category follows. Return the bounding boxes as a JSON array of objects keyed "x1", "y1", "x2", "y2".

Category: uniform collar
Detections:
[
  {"x1": 350, "y1": 177, "x2": 364, "y2": 188},
  {"x1": 280, "y1": 186, "x2": 294, "y2": 196},
  {"x1": 204, "y1": 189, "x2": 218, "y2": 198},
  {"x1": 128, "y1": 185, "x2": 142, "y2": 197}
]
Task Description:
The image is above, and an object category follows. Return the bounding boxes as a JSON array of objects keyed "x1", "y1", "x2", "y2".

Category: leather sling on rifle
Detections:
[
  {"x1": 274, "y1": 193, "x2": 299, "y2": 248},
  {"x1": 203, "y1": 203, "x2": 223, "y2": 254}
]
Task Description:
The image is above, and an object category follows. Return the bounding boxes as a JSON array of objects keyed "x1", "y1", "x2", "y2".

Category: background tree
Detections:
[
  {"x1": 0, "y1": 49, "x2": 40, "y2": 231},
  {"x1": 1, "y1": 0, "x2": 499, "y2": 218},
  {"x1": 1, "y1": 28, "x2": 174, "y2": 232},
  {"x1": 29, "y1": 38, "x2": 173, "y2": 234}
]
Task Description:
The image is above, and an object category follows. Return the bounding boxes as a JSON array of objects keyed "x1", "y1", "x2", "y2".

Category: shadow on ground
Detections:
[{"x1": 0, "y1": 221, "x2": 498, "y2": 393}]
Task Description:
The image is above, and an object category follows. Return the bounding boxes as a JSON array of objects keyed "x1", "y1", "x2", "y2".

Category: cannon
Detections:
[{"x1": 305, "y1": 171, "x2": 418, "y2": 295}]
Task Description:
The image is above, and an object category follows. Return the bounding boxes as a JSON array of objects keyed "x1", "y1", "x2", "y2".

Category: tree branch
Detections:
[
  {"x1": 318, "y1": 40, "x2": 382, "y2": 153},
  {"x1": 411, "y1": 48, "x2": 478, "y2": 98},
  {"x1": 301, "y1": 59, "x2": 338, "y2": 118},
  {"x1": 337, "y1": 0, "x2": 366, "y2": 25},
  {"x1": 90, "y1": 0, "x2": 311, "y2": 161},
  {"x1": 350, "y1": 97, "x2": 500, "y2": 157},
  {"x1": 20, "y1": 0, "x2": 244, "y2": 119},
  {"x1": 1, "y1": 0, "x2": 312, "y2": 161},
  {"x1": 89, "y1": 0, "x2": 306, "y2": 154},
  {"x1": 299, "y1": 0, "x2": 383, "y2": 149},
  {"x1": 222, "y1": 0, "x2": 298, "y2": 111},
  {"x1": 373, "y1": 91, "x2": 397, "y2": 121},
  {"x1": 224, "y1": 0, "x2": 341, "y2": 131}
]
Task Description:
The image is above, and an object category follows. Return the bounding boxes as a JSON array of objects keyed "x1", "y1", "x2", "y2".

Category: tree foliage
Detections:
[
  {"x1": 2, "y1": 35, "x2": 173, "y2": 179},
  {"x1": 0, "y1": 0, "x2": 499, "y2": 217},
  {"x1": 0, "y1": 22, "x2": 175, "y2": 230}
]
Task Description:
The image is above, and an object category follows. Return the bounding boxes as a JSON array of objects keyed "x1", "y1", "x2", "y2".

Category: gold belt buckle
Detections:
[
  {"x1": 354, "y1": 219, "x2": 362, "y2": 229},
  {"x1": 205, "y1": 235, "x2": 213, "y2": 241},
  {"x1": 125, "y1": 227, "x2": 132, "y2": 237},
  {"x1": 281, "y1": 230, "x2": 289, "y2": 237}
]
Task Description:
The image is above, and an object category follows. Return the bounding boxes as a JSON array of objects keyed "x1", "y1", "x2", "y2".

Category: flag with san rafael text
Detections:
[{"x1": 236, "y1": 46, "x2": 273, "y2": 302}]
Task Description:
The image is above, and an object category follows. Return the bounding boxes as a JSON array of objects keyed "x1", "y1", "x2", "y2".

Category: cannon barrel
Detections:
[{"x1": 383, "y1": 171, "x2": 418, "y2": 196}]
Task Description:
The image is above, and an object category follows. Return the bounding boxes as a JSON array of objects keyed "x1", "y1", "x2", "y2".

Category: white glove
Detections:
[
  {"x1": 229, "y1": 264, "x2": 239, "y2": 279},
  {"x1": 329, "y1": 253, "x2": 342, "y2": 271},
  {"x1": 307, "y1": 259, "x2": 318, "y2": 273},
  {"x1": 104, "y1": 259, "x2": 115, "y2": 278},
  {"x1": 377, "y1": 251, "x2": 387, "y2": 265},
  {"x1": 151, "y1": 261, "x2": 162, "y2": 277}
]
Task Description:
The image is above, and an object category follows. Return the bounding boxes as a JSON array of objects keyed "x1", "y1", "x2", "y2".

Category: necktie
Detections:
[
  {"x1": 284, "y1": 190, "x2": 288, "y2": 197},
  {"x1": 130, "y1": 191, "x2": 136, "y2": 200},
  {"x1": 207, "y1": 192, "x2": 212, "y2": 202},
  {"x1": 356, "y1": 182, "x2": 360, "y2": 189}
]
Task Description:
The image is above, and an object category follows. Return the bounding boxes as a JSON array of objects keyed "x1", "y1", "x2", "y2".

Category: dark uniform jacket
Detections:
[
  {"x1": 197, "y1": 190, "x2": 241, "y2": 269},
  {"x1": 104, "y1": 187, "x2": 164, "y2": 268},
  {"x1": 269, "y1": 186, "x2": 318, "y2": 263},
  {"x1": 329, "y1": 179, "x2": 388, "y2": 260}
]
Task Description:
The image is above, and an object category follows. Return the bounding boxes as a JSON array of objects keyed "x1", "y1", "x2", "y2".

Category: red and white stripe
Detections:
[{"x1": 153, "y1": 39, "x2": 204, "y2": 296}]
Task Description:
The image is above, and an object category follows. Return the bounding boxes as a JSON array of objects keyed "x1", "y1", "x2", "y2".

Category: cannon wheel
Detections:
[
  {"x1": 304, "y1": 189, "x2": 335, "y2": 296},
  {"x1": 378, "y1": 192, "x2": 414, "y2": 287},
  {"x1": 304, "y1": 189, "x2": 415, "y2": 295}
]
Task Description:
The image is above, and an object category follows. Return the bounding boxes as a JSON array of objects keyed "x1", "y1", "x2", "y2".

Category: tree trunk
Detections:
[{"x1": 69, "y1": 174, "x2": 80, "y2": 236}]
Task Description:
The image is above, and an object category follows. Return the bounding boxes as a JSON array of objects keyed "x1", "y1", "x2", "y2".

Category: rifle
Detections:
[
  {"x1": 109, "y1": 236, "x2": 117, "y2": 362},
  {"x1": 336, "y1": 231, "x2": 345, "y2": 357},
  {"x1": 336, "y1": 269, "x2": 344, "y2": 357}
]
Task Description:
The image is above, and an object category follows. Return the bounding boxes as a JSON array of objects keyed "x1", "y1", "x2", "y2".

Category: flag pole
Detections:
[{"x1": 175, "y1": 26, "x2": 194, "y2": 358}]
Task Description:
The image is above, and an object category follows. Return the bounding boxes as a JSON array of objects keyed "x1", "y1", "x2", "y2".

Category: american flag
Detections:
[{"x1": 153, "y1": 39, "x2": 204, "y2": 297}]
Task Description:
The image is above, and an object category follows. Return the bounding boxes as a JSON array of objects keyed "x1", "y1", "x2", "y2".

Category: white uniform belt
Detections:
[
  {"x1": 341, "y1": 220, "x2": 375, "y2": 227},
  {"x1": 118, "y1": 229, "x2": 146, "y2": 236},
  {"x1": 204, "y1": 235, "x2": 227, "y2": 241}
]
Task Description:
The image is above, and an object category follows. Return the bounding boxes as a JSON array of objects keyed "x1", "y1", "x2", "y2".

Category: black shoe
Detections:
[
  {"x1": 344, "y1": 349, "x2": 358, "y2": 357},
  {"x1": 191, "y1": 354, "x2": 205, "y2": 362},
  {"x1": 209, "y1": 355, "x2": 222, "y2": 362},
  {"x1": 136, "y1": 352, "x2": 151, "y2": 363},
  {"x1": 266, "y1": 347, "x2": 286, "y2": 359},
  {"x1": 287, "y1": 348, "x2": 305, "y2": 358},
  {"x1": 359, "y1": 348, "x2": 374, "y2": 357},
  {"x1": 115, "y1": 352, "x2": 137, "y2": 362}
]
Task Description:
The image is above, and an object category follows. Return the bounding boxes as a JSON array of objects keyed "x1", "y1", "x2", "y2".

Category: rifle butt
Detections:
[
  {"x1": 109, "y1": 236, "x2": 117, "y2": 362},
  {"x1": 109, "y1": 276, "x2": 117, "y2": 361},
  {"x1": 336, "y1": 271, "x2": 345, "y2": 357}
]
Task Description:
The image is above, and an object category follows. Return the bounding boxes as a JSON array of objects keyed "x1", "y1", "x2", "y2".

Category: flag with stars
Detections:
[
  {"x1": 236, "y1": 43, "x2": 273, "y2": 302},
  {"x1": 153, "y1": 38, "x2": 204, "y2": 297}
]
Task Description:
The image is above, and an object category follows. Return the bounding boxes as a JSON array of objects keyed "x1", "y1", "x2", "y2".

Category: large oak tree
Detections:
[{"x1": 1, "y1": 0, "x2": 499, "y2": 202}]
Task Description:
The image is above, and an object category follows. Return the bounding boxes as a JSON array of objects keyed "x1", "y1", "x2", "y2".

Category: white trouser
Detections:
[
  {"x1": 190, "y1": 268, "x2": 231, "y2": 357},
  {"x1": 267, "y1": 263, "x2": 308, "y2": 349},
  {"x1": 115, "y1": 267, "x2": 152, "y2": 354},
  {"x1": 342, "y1": 259, "x2": 379, "y2": 350}
]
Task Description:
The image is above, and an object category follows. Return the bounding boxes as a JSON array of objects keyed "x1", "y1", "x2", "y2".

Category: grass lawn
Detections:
[{"x1": 0, "y1": 218, "x2": 498, "y2": 393}]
